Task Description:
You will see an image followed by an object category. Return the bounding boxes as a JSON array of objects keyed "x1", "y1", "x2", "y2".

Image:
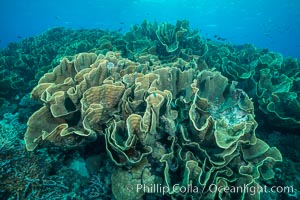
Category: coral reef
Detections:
[
  {"x1": 0, "y1": 112, "x2": 26, "y2": 152},
  {"x1": 0, "y1": 27, "x2": 122, "y2": 102},
  {"x1": 123, "y1": 20, "x2": 208, "y2": 62},
  {"x1": 1, "y1": 20, "x2": 299, "y2": 130},
  {"x1": 0, "y1": 143, "x2": 114, "y2": 199},
  {"x1": 25, "y1": 51, "x2": 282, "y2": 199},
  {"x1": 202, "y1": 43, "x2": 300, "y2": 129},
  {"x1": 0, "y1": 112, "x2": 114, "y2": 199},
  {"x1": 2, "y1": 20, "x2": 300, "y2": 199}
]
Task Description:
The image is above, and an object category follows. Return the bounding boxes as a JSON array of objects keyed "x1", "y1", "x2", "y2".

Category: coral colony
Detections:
[{"x1": 1, "y1": 20, "x2": 300, "y2": 199}]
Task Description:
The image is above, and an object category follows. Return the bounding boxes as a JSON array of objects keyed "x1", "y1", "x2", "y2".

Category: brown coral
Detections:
[{"x1": 25, "y1": 52, "x2": 282, "y2": 200}]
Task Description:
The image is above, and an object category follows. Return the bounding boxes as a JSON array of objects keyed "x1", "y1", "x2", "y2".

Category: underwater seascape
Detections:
[{"x1": 1, "y1": 0, "x2": 300, "y2": 200}]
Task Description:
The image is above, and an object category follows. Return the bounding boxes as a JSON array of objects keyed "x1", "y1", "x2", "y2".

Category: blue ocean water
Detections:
[{"x1": 1, "y1": 0, "x2": 300, "y2": 58}]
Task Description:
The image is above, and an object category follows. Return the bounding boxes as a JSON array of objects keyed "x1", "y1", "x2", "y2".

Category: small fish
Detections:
[
  {"x1": 218, "y1": 37, "x2": 227, "y2": 41},
  {"x1": 153, "y1": 92, "x2": 157, "y2": 98},
  {"x1": 117, "y1": 27, "x2": 123, "y2": 32},
  {"x1": 119, "y1": 22, "x2": 124, "y2": 24},
  {"x1": 213, "y1": 35, "x2": 226, "y2": 41},
  {"x1": 17, "y1": 36, "x2": 23, "y2": 39}
]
